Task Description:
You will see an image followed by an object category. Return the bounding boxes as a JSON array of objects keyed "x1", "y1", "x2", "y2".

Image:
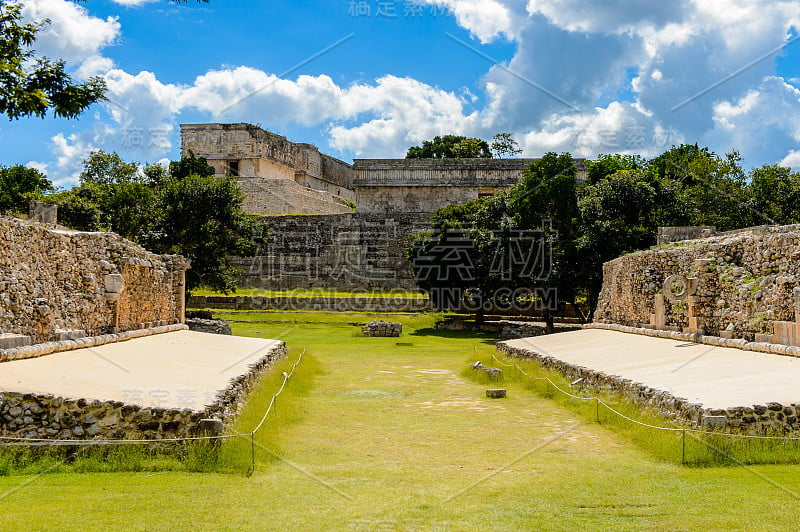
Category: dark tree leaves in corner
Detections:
[{"x1": 0, "y1": 1, "x2": 106, "y2": 120}]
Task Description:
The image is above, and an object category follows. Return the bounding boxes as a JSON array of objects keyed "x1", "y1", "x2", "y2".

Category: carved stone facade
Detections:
[
  {"x1": 352, "y1": 158, "x2": 585, "y2": 213},
  {"x1": 232, "y1": 213, "x2": 430, "y2": 291}
]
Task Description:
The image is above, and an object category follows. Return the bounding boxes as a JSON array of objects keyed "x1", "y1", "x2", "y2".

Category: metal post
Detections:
[
  {"x1": 595, "y1": 398, "x2": 600, "y2": 423},
  {"x1": 681, "y1": 430, "x2": 686, "y2": 465},
  {"x1": 248, "y1": 432, "x2": 255, "y2": 477}
]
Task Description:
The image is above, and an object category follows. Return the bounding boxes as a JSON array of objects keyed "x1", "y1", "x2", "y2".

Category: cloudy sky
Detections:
[{"x1": 2, "y1": 0, "x2": 799, "y2": 185}]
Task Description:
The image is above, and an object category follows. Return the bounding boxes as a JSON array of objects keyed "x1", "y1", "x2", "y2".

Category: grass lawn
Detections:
[{"x1": 1, "y1": 311, "x2": 799, "y2": 530}]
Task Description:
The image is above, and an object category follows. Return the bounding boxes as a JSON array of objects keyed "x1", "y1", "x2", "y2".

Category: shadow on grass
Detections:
[{"x1": 409, "y1": 327, "x2": 500, "y2": 345}]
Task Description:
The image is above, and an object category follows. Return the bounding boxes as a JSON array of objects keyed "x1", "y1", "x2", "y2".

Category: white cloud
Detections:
[
  {"x1": 26, "y1": 161, "x2": 49, "y2": 175},
  {"x1": 706, "y1": 77, "x2": 800, "y2": 165},
  {"x1": 75, "y1": 56, "x2": 115, "y2": 79},
  {"x1": 518, "y1": 102, "x2": 679, "y2": 159},
  {"x1": 21, "y1": 0, "x2": 120, "y2": 65},
  {"x1": 110, "y1": 0, "x2": 158, "y2": 6},
  {"x1": 41, "y1": 0, "x2": 800, "y2": 183},
  {"x1": 420, "y1": 0, "x2": 525, "y2": 43},
  {"x1": 779, "y1": 150, "x2": 800, "y2": 169}
]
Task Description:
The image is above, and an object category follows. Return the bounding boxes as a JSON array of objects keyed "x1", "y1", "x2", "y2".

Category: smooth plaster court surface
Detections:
[
  {"x1": 504, "y1": 328, "x2": 800, "y2": 410},
  {"x1": 0, "y1": 330, "x2": 282, "y2": 411}
]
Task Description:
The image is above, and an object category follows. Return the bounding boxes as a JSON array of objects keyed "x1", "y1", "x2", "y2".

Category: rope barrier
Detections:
[{"x1": 0, "y1": 349, "x2": 306, "y2": 450}]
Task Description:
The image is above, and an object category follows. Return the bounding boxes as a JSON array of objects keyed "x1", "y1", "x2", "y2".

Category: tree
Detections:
[
  {"x1": 584, "y1": 153, "x2": 645, "y2": 185},
  {"x1": 747, "y1": 164, "x2": 800, "y2": 224},
  {"x1": 0, "y1": 1, "x2": 106, "y2": 120},
  {"x1": 409, "y1": 193, "x2": 532, "y2": 326},
  {"x1": 44, "y1": 152, "x2": 258, "y2": 293},
  {"x1": 406, "y1": 135, "x2": 491, "y2": 159},
  {"x1": 146, "y1": 173, "x2": 257, "y2": 292},
  {"x1": 491, "y1": 133, "x2": 522, "y2": 158},
  {"x1": 80, "y1": 150, "x2": 141, "y2": 185},
  {"x1": 575, "y1": 169, "x2": 684, "y2": 305},
  {"x1": 169, "y1": 151, "x2": 215, "y2": 179},
  {"x1": 0, "y1": 164, "x2": 53, "y2": 214},
  {"x1": 508, "y1": 153, "x2": 580, "y2": 331}
]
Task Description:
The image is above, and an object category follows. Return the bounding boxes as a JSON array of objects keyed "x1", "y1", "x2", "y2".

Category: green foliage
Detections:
[
  {"x1": 510, "y1": 153, "x2": 581, "y2": 318},
  {"x1": 0, "y1": 2, "x2": 106, "y2": 120},
  {"x1": 169, "y1": 151, "x2": 215, "y2": 179},
  {"x1": 746, "y1": 164, "x2": 800, "y2": 224},
  {"x1": 146, "y1": 173, "x2": 258, "y2": 292},
  {"x1": 79, "y1": 150, "x2": 141, "y2": 185},
  {"x1": 0, "y1": 164, "x2": 53, "y2": 214},
  {"x1": 42, "y1": 187, "x2": 102, "y2": 231},
  {"x1": 43, "y1": 151, "x2": 259, "y2": 293},
  {"x1": 490, "y1": 132, "x2": 522, "y2": 158},
  {"x1": 409, "y1": 144, "x2": 800, "y2": 319},
  {"x1": 406, "y1": 135, "x2": 491, "y2": 159},
  {"x1": 584, "y1": 153, "x2": 646, "y2": 185}
]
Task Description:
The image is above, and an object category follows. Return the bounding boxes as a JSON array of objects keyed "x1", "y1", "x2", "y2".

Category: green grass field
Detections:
[{"x1": 1, "y1": 311, "x2": 799, "y2": 530}]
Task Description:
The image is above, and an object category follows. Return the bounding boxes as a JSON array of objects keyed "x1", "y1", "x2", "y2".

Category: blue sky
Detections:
[{"x1": 2, "y1": 0, "x2": 799, "y2": 185}]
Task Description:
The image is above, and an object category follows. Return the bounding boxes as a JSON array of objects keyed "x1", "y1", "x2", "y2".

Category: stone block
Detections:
[
  {"x1": 104, "y1": 274, "x2": 125, "y2": 294},
  {"x1": 197, "y1": 418, "x2": 224, "y2": 436},
  {"x1": 0, "y1": 333, "x2": 32, "y2": 350},
  {"x1": 54, "y1": 329, "x2": 86, "y2": 341},
  {"x1": 702, "y1": 415, "x2": 728, "y2": 430},
  {"x1": 363, "y1": 320, "x2": 402, "y2": 337},
  {"x1": 486, "y1": 389, "x2": 507, "y2": 399}
]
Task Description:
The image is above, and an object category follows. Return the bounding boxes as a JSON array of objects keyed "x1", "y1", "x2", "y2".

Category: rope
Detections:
[{"x1": 0, "y1": 349, "x2": 305, "y2": 447}]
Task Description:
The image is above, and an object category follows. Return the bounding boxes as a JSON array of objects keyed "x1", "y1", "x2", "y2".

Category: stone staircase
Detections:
[{"x1": 236, "y1": 177, "x2": 353, "y2": 216}]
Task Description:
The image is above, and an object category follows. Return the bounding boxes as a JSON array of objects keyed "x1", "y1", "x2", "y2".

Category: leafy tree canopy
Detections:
[
  {"x1": 43, "y1": 151, "x2": 259, "y2": 293},
  {"x1": 406, "y1": 135, "x2": 491, "y2": 159},
  {"x1": 490, "y1": 133, "x2": 522, "y2": 158},
  {"x1": 0, "y1": 1, "x2": 106, "y2": 120},
  {"x1": 0, "y1": 164, "x2": 53, "y2": 214}
]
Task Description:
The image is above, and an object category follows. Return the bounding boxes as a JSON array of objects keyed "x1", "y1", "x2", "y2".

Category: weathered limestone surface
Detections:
[
  {"x1": 0, "y1": 340, "x2": 286, "y2": 441},
  {"x1": 233, "y1": 213, "x2": 430, "y2": 291},
  {"x1": 499, "y1": 339, "x2": 800, "y2": 436},
  {"x1": 594, "y1": 225, "x2": 800, "y2": 343},
  {"x1": 185, "y1": 318, "x2": 232, "y2": 335},
  {"x1": 0, "y1": 217, "x2": 189, "y2": 344},
  {"x1": 181, "y1": 123, "x2": 355, "y2": 215}
]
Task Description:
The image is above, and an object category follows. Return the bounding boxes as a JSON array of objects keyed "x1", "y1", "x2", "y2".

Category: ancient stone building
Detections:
[
  {"x1": 181, "y1": 123, "x2": 586, "y2": 217},
  {"x1": 353, "y1": 158, "x2": 551, "y2": 213},
  {"x1": 180, "y1": 123, "x2": 355, "y2": 216},
  {"x1": 181, "y1": 123, "x2": 587, "y2": 291}
]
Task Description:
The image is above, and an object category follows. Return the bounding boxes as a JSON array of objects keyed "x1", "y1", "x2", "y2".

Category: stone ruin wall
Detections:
[
  {"x1": 594, "y1": 225, "x2": 800, "y2": 345},
  {"x1": 0, "y1": 217, "x2": 189, "y2": 346},
  {"x1": 232, "y1": 213, "x2": 430, "y2": 291}
]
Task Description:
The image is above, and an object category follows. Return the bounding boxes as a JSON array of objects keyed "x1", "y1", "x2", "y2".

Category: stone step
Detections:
[{"x1": 0, "y1": 333, "x2": 33, "y2": 350}]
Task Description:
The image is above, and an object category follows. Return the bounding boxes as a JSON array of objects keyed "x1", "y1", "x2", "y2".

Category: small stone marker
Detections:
[
  {"x1": 486, "y1": 389, "x2": 507, "y2": 399},
  {"x1": 363, "y1": 320, "x2": 402, "y2": 337}
]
